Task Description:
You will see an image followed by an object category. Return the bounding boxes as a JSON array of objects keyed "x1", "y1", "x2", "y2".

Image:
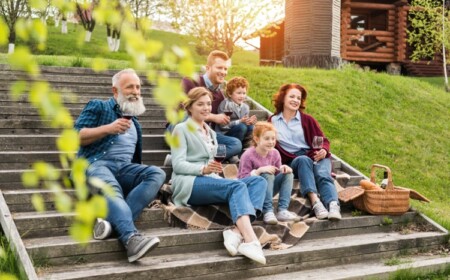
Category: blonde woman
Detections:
[{"x1": 170, "y1": 87, "x2": 267, "y2": 264}]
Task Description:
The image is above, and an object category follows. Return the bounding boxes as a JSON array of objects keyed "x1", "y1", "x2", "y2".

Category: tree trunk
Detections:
[
  {"x1": 8, "y1": 43, "x2": 15, "y2": 54},
  {"x1": 61, "y1": 20, "x2": 67, "y2": 34},
  {"x1": 85, "y1": 31, "x2": 92, "y2": 42}
]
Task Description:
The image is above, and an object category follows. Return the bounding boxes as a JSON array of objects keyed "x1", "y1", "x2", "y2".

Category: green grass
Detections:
[
  {"x1": 389, "y1": 263, "x2": 450, "y2": 279},
  {"x1": 0, "y1": 232, "x2": 21, "y2": 279}
]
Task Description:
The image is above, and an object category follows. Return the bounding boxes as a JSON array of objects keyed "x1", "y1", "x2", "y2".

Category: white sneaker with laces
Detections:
[
  {"x1": 276, "y1": 210, "x2": 301, "y2": 222},
  {"x1": 328, "y1": 201, "x2": 342, "y2": 220},
  {"x1": 238, "y1": 240, "x2": 266, "y2": 265},
  {"x1": 223, "y1": 229, "x2": 242, "y2": 256},
  {"x1": 263, "y1": 212, "x2": 278, "y2": 225},
  {"x1": 93, "y1": 218, "x2": 112, "y2": 240},
  {"x1": 312, "y1": 201, "x2": 329, "y2": 220}
]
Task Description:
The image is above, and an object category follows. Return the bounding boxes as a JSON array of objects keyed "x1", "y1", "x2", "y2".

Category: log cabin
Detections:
[{"x1": 255, "y1": 0, "x2": 449, "y2": 76}]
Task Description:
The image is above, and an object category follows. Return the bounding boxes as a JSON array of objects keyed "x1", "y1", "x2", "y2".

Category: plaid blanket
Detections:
[{"x1": 158, "y1": 183, "x2": 313, "y2": 250}]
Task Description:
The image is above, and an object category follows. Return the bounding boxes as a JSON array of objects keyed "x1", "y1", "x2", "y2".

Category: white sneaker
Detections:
[
  {"x1": 328, "y1": 201, "x2": 342, "y2": 221},
  {"x1": 263, "y1": 212, "x2": 278, "y2": 225},
  {"x1": 223, "y1": 229, "x2": 242, "y2": 256},
  {"x1": 93, "y1": 218, "x2": 112, "y2": 240},
  {"x1": 312, "y1": 201, "x2": 329, "y2": 220},
  {"x1": 163, "y1": 154, "x2": 172, "y2": 166},
  {"x1": 238, "y1": 240, "x2": 266, "y2": 265},
  {"x1": 276, "y1": 210, "x2": 301, "y2": 222}
]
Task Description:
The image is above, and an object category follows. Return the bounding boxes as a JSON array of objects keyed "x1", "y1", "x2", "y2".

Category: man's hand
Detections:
[{"x1": 110, "y1": 118, "x2": 131, "y2": 134}]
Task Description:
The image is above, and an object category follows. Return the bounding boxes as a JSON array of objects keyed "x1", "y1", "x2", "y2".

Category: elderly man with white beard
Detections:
[{"x1": 74, "y1": 68, "x2": 166, "y2": 263}]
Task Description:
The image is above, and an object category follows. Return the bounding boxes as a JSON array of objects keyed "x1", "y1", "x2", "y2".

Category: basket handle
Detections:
[{"x1": 370, "y1": 164, "x2": 394, "y2": 190}]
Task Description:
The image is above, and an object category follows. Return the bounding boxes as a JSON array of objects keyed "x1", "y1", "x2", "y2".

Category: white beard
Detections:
[{"x1": 117, "y1": 91, "x2": 146, "y2": 116}]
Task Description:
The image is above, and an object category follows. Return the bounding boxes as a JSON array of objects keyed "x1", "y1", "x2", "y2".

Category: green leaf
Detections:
[
  {"x1": 178, "y1": 58, "x2": 196, "y2": 78},
  {"x1": 0, "y1": 18, "x2": 9, "y2": 45},
  {"x1": 69, "y1": 221, "x2": 91, "y2": 244},
  {"x1": 87, "y1": 177, "x2": 114, "y2": 197},
  {"x1": 90, "y1": 195, "x2": 108, "y2": 219},
  {"x1": 165, "y1": 131, "x2": 180, "y2": 148},
  {"x1": 57, "y1": 129, "x2": 80, "y2": 152},
  {"x1": 15, "y1": 19, "x2": 29, "y2": 41},
  {"x1": 31, "y1": 194, "x2": 45, "y2": 212},
  {"x1": 74, "y1": 201, "x2": 92, "y2": 224},
  {"x1": 8, "y1": 47, "x2": 40, "y2": 77},
  {"x1": 9, "y1": 81, "x2": 28, "y2": 100},
  {"x1": 32, "y1": 161, "x2": 60, "y2": 181},
  {"x1": 31, "y1": 19, "x2": 48, "y2": 49},
  {"x1": 91, "y1": 57, "x2": 108, "y2": 72},
  {"x1": 153, "y1": 77, "x2": 187, "y2": 109},
  {"x1": 22, "y1": 171, "x2": 39, "y2": 188},
  {"x1": 55, "y1": 191, "x2": 72, "y2": 213}
]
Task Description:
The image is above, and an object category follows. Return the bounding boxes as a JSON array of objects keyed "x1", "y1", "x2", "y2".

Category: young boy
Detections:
[{"x1": 216, "y1": 76, "x2": 257, "y2": 146}]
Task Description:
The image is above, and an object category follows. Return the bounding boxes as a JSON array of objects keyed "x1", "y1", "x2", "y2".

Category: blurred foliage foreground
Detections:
[{"x1": 0, "y1": 0, "x2": 193, "y2": 245}]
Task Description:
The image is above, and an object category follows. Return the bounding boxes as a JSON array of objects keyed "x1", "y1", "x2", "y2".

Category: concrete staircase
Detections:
[{"x1": 0, "y1": 65, "x2": 448, "y2": 280}]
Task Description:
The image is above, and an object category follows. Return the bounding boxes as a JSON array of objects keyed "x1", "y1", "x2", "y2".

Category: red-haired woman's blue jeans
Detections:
[{"x1": 290, "y1": 152, "x2": 338, "y2": 208}]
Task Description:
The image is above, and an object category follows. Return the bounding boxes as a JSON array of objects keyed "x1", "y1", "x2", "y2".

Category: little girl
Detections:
[{"x1": 238, "y1": 121, "x2": 299, "y2": 224}]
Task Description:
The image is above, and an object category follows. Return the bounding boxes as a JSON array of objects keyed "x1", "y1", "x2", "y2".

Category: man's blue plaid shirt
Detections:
[{"x1": 74, "y1": 97, "x2": 142, "y2": 164}]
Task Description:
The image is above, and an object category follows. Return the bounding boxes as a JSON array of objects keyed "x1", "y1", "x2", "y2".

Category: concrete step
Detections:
[
  {"x1": 0, "y1": 64, "x2": 181, "y2": 79},
  {"x1": 0, "y1": 150, "x2": 170, "y2": 170},
  {"x1": 36, "y1": 231, "x2": 448, "y2": 280},
  {"x1": 0, "y1": 119, "x2": 168, "y2": 135},
  {"x1": 0, "y1": 166, "x2": 173, "y2": 190},
  {"x1": 0, "y1": 95, "x2": 162, "y2": 106},
  {"x1": 27, "y1": 227, "x2": 223, "y2": 266},
  {"x1": 14, "y1": 208, "x2": 167, "y2": 239},
  {"x1": 0, "y1": 134, "x2": 169, "y2": 152},
  {"x1": 0, "y1": 85, "x2": 154, "y2": 95},
  {"x1": 249, "y1": 254, "x2": 450, "y2": 280}
]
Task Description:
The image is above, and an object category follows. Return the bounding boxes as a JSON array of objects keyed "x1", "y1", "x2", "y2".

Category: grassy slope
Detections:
[
  {"x1": 0, "y1": 23, "x2": 448, "y2": 229},
  {"x1": 229, "y1": 66, "x2": 450, "y2": 229}
]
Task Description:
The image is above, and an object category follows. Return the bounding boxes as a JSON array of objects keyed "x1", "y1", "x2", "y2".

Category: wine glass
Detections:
[
  {"x1": 223, "y1": 103, "x2": 233, "y2": 117},
  {"x1": 214, "y1": 144, "x2": 227, "y2": 163},
  {"x1": 311, "y1": 136, "x2": 324, "y2": 165},
  {"x1": 122, "y1": 112, "x2": 134, "y2": 135}
]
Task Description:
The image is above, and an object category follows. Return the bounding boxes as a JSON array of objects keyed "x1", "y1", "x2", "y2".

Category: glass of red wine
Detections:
[
  {"x1": 312, "y1": 136, "x2": 324, "y2": 164},
  {"x1": 122, "y1": 112, "x2": 134, "y2": 135},
  {"x1": 223, "y1": 103, "x2": 233, "y2": 116},
  {"x1": 214, "y1": 144, "x2": 227, "y2": 163}
]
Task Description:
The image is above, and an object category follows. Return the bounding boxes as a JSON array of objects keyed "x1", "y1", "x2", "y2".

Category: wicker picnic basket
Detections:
[{"x1": 351, "y1": 164, "x2": 411, "y2": 215}]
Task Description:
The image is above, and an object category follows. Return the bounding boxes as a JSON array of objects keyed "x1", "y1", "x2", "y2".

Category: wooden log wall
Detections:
[
  {"x1": 341, "y1": 0, "x2": 351, "y2": 60},
  {"x1": 341, "y1": 0, "x2": 408, "y2": 63},
  {"x1": 395, "y1": 0, "x2": 408, "y2": 61}
]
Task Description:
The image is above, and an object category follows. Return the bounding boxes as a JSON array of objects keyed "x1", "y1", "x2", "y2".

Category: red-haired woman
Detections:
[{"x1": 268, "y1": 83, "x2": 341, "y2": 221}]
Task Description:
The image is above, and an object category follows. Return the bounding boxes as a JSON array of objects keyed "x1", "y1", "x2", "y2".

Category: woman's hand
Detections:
[
  {"x1": 203, "y1": 161, "x2": 223, "y2": 174},
  {"x1": 257, "y1": 165, "x2": 278, "y2": 175},
  {"x1": 313, "y1": 148, "x2": 327, "y2": 163},
  {"x1": 279, "y1": 165, "x2": 292, "y2": 174}
]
